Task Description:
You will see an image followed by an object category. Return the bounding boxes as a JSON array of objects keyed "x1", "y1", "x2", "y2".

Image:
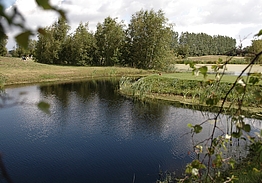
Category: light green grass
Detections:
[{"x1": 0, "y1": 57, "x2": 152, "y2": 86}]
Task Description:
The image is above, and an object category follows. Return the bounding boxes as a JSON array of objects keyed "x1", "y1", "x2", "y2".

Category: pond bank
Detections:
[
  {"x1": 119, "y1": 75, "x2": 262, "y2": 119},
  {"x1": 2, "y1": 57, "x2": 261, "y2": 118}
]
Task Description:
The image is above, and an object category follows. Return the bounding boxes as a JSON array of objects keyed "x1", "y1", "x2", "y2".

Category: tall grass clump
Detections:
[
  {"x1": 119, "y1": 77, "x2": 153, "y2": 98},
  {"x1": 119, "y1": 74, "x2": 262, "y2": 109}
]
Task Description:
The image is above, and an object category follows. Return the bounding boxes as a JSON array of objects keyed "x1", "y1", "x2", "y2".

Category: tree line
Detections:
[
  {"x1": 174, "y1": 32, "x2": 236, "y2": 58},
  {"x1": 32, "y1": 9, "x2": 175, "y2": 69},
  {"x1": 5, "y1": 9, "x2": 260, "y2": 69}
]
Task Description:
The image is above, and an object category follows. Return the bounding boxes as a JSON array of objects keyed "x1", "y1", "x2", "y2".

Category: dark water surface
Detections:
[{"x1": 0, "y1": 79, "x2": 260, "y2": 183}]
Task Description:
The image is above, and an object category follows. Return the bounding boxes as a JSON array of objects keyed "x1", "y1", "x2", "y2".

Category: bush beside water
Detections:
[{"x1": 120, "y1": 75, "x2": 262, "y2": 109}]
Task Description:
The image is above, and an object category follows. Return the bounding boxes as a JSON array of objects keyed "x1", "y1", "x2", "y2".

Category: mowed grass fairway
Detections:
[{"x1": 0, "y1": 57, "x2": 151, "y2": 86}]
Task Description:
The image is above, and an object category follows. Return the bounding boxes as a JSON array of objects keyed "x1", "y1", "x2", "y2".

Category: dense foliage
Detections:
[
  {"x1": 95, "y1": 17, "x2": 125, "y2": 66},
  {"x1": 35, "y1": 18, "x2": 70, "y2": 64},
  {"x1": 245, "y1": 39, "x2": 262, "y2": 64},
  {"x1": 33, "y1": 9, "x2": 175, "y2": 69},
  {"x1": 175, "y1": 32, "x2": 236, "y2": 57},
  {"x1": 122, "y1": 9, "x2": 174, "y2": 69},
  {"x1": 11, "y1": 9, "x2": 238, "y2": 70}
]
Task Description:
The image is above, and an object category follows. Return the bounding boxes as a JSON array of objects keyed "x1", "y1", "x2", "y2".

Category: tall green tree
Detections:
[
  {"x1": 246, "y1": 39, "x2": 262, "y2": 63},
  {"x1": 62, "y1": 22, "x2": 96, "y2": 66},
  {"x1": 125, "y1": 9, "x2": 173, "y2": 69},
  {"x1": 94, "y1": 17, "x2": 125, "y2": 66},
  {"x1": 35, "y1": 18, "x2": 70, "y2": 64},
  {"x1": 35, "y1": 27, "x2": 54, "y2": 64},
  {"x1": 53, "y1": 18, "x2": 71, "y2": 64}
]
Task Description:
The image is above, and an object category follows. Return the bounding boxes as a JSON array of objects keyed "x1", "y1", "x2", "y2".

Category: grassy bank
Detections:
[
  {"x1": 119, "y1": 73, "x2": 262, "y2": 118},
  {"x1": 0, "y1": 57, "x2": 152, "y2": 86},
  {"x1": 2, "y1": 56, "x2": 261, "y2": 117}
]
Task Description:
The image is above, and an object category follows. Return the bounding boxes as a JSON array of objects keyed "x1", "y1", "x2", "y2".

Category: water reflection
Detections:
[
  {"x1": 39, "y1": 79, "x2": 120, "y2": 107},
  {"x1": 1, "y1": 79, "x2": 261, "y2": 183},
  {"x1": 38, "y1": 79, "x2": 170, "y2": 138}
]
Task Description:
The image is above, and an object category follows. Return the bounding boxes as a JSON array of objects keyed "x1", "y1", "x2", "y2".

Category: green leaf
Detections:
[
  {"x1": 211, "y1": 65, "x2": 218, "y2": 71},
  {"x1": 37, "y1": 28, "x2": 47, "y2": 35},
  {"x1": 194, "y1": 125, "x2": 202, "y2": 134},
  {"x1": 229, "y1": 158, "x2": 236, "y2": 169},
  {"x1": 253, "y1": 168, "x2": 260, "y2": 172},
  {"x1": 199, "y1": 66, "x2": 208, "y2": 78},
  {"x1": 206, "y1": 96, "x2": 219, "y2": 106},
  {"x1": 188, "y1": 62, "x2": 196, "y2": 69},
  {"x1": 35, "y1": 0, "x2": 53, "y2": 10},
  {"x1": 57, "y1": 9, "x2": 67, "y2": 20},
  {"x1": 218, "y1": 58, "x2": 223, "y2": 63},
  {"x1": 37, "y1": 101, "x2": 50, "y2": 114},
  {"x1": 185, "y1": 165, "x2": 192, "y2": 175},
  {"x1": 249, "y1": 76, "x2": 260, "y2": 85},
  {"x1": 232, "y1": 131, "x2": 242, "y2": 138},
  {"x1": 191, "y1": 160, "x2": 201, "y2": 168},
  {"x1": 254, "y1": 29, "x2": 262, "y2": 37},
  {"x1": 235, "y1": 85, "x2": 245, "y2": 94},
  {"x1": 243, "y1": 124, "x2": 251, "y2": 132},
  {"x1": 15, "y1": 31, "x2": 33, "y2": 49},
  {"x1": 208, "y1": 147, "x2": 215, "y2": 155},
  {"x1": 35, "y1": 0, "x2": 66, "y2": 19},
  {"x1": 195, "y1": 145, "x2": 203, "y2": 153},
  {"x1": 187, "y1": 123, "x2": 193, "y2": 128},
  {"x1": 213, "y1": 154, "x2": 223, "y2": 168}
]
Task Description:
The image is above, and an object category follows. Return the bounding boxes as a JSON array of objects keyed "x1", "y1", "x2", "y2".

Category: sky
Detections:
[{"x1": 3, "y1": 0, "x2": 262, "y2": 50}]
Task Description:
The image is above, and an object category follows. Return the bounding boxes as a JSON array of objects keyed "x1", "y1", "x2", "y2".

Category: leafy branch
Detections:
[
  {"x1": 1, "y1": 0, "x2": 66, "y2": 48},
  {"x1": 182, "y1": 31, "x2": 262, "y2": 182}
]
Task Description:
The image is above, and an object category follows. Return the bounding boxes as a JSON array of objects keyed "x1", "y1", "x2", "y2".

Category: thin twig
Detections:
[{"x1": 206, "y1": 50, "x2": 262, "y2": 176}]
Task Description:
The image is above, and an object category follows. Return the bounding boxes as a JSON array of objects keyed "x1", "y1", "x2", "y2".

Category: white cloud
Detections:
[{"x1": 5, "y1": 0, "x2": 262, "y2": 49}]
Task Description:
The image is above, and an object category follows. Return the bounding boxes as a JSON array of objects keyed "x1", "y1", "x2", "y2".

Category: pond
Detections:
[{"x1": 0, "y1": 79, "x2": 261, "y2": 183}]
